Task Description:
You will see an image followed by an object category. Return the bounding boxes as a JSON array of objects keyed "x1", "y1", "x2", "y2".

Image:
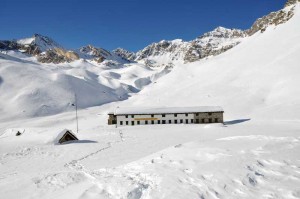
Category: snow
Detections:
[
  {"x1": 53, "y1": 129, "x2": 78, "y2": 144},
  {"x1": 0, "y1": 55, "x2": 164, "y2": 120},
  {"x1": 114, "y1": 106, "x2": 223, "y2": 115},
  {"x1": 0, "y1": 3, "x2": 300, "y2": 199},
  {"x1": 17, "y1": 37, "x2": 35, "y2": 45}
]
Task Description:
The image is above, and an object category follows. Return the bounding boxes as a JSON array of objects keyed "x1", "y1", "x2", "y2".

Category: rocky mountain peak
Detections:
[
  {"x1": 17, "y1": 34, "x2": 61, "y2": 52},
  {"x1": 285, "y1": 0, "x2": 300, "y2": 7},
  {"x1": 79, "y1": 45, "x2": 111, "y2": 57},
  {"x1": 246, "y1": 2, "x2": 296, "y2": 36},
  {"x1": 198, "y1": 27, "x2": 247, "y2": 39},
  {"x1": 113, "y1": 48, "x2": 136, "y2": 61}
]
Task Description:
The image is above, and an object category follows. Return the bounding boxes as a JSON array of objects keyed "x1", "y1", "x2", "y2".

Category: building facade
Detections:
[{"x1": 108, "y1": 106, "x2": 224, "y2": 126}]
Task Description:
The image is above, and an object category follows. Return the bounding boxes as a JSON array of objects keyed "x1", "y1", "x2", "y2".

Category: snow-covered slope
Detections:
[
  {"x1": 0, "y1": 2, "x2": 299, "y2": 199},
  {"x1": 0, "y1": 54, "x2": 168, "y2": 120},
  {"x1": 17, "y1": 34, "x2": 62, "y2": 52},
  {"x1": 118, "y1": 3, "x2": 300, "y2": 121}
]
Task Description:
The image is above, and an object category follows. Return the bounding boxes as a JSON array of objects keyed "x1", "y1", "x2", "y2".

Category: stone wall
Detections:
[
  {"x1": 194, "y1": 112, "x2": 223, "y2": 123},
  {"x1": 108, "y1": 114, "x2": 116, "y2": 125}
]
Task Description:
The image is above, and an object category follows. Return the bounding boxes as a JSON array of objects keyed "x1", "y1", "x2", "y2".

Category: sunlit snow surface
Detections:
[{"x1": 0, "y1": 4, "x2": 300, "y2": 199}]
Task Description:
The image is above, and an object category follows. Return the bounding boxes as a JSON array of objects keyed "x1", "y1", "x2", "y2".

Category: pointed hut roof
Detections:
[{"x1": 55, "y1": 129, "x2": 78, "y2": 144}]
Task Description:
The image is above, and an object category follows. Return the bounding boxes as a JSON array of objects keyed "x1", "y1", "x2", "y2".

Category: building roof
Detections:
[
  {"x1": 54, "y1": 129, "x2": 78, "y2": 144},
  {"x1": 113, "y1": 106, "x2": 224, "y2": 115}
]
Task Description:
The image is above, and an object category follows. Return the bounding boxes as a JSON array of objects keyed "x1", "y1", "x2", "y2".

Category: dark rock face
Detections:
[
  {"x1": 134, "y1": 27, "x2": 246, "y2": 65},
  {"x1": 113, "y1": 48, "x2": 136, "y2": 61},
  {"x1": 0, "y1": 40, "x2": 41, "y2": 55},
  {"x1": 78, "y1": 45, "x2": 112, "y2": 63},
  {"x1": 0, "y1": 34, "x2": 79, "y2": 63},
  {"x1": 183, "y1": 27, "x2": 246, "y2": 63},
  {"x1": 37, "y1": 49, "x2": 79, "y2": 64},
  {"x1": 246, "y1": 4, "x2": 295, "y2": 36},
  {"x1": 285, "y1": 0, "x2": 300, "y2": 7}
]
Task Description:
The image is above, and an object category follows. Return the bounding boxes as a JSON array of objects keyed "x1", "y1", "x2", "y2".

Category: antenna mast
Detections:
[{"x1": 75, "y1": 93, "x2": 79, "y2": 134}]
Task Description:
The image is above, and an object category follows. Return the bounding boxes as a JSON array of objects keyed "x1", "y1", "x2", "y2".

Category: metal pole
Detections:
[{"x1": 75, "y1": 93, "x2": 79, "y2": 134}]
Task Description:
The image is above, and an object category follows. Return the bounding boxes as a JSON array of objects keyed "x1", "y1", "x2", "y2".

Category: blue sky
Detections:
[{"x1": 0, "y1": 0, "x2": 286, "y2": 52}]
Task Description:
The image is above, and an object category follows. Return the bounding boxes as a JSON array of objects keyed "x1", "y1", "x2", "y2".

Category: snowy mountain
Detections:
[
  {"x1": 121, "y1": 2, "x2": 300, "y2": 121},
  {"x1": 0, "y1": 51, "x2": 169, "y2": 120},
  {"x1": 127, "y1": 27, "x2": 246, "y2": 68},
  {"x1": 0, "y1": 35, "x2": 129, "y2": 64},
  {"x1": 0, "y1": 1, "x2": 300, "y2": 199},
  {"x1": 113, "y1": 48, "x2": 136, "y2": 62},
  {"x1": 2, "y1": 0, "x2": 296, "y2": 67},
  {"x1": 17, "y1": 33, "x2": 62, "y2": 52}
]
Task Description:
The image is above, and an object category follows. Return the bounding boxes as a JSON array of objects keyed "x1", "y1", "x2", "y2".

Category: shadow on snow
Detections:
[{"x1": 224, "y1": 119, "x2": 251, "y2": 125}]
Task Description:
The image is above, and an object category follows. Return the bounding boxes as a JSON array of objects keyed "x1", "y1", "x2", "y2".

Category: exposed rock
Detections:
[
  {"x1": 77, "y1": 45, "x2": 112, "y2": 63},
  {"x1": 183, "y1": 27, "x2": 246, "y2": 63},
  {"x1": 37, "y1": 48, "x2": 79, "y2": 63},
  {"x1": 0, "y1": 0, "x2": 297, "y2": 66},
  {"x1": 246, "y1": 4, "x2": 295, "y2": 35},
  {"x1": 134, "y1": 27, "x2": 245, "y2": 65},
  {"x1": 113, "y1": 48, "x2": 136, "y2": 61},
  {"x1": 285, "y1": 0, "x2": 300, "y2": 7}
]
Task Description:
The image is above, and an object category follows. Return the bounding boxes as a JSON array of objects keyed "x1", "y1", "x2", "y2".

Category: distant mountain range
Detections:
[{"x1": 0, "y1": 0, "x2": 298, "y2": 67}]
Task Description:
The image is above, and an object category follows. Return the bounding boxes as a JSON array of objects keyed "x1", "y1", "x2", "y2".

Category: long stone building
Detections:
[{"x1": 108, "y1": 106, "x2": 224, "y2": 126}]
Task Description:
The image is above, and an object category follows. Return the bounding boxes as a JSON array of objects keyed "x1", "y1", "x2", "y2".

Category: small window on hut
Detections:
[
  {"x1": 174, "y1": 114, "x2": 177, "y2": 117},
  {"x1": 125, "y1": 115, "x2": 128, "y2": 118},
  {"x1": 151, "y1": 114, "x2": 154, "y2": 117},
  {"x1": 120, "y1": 121, "x2": 123, "y2": 125},
  {"x1": 162, "y1": 114, "x2": 166, "y2": 117}
]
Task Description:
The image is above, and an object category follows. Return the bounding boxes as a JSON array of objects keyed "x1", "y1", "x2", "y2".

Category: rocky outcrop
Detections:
[
  {"x1": 77, "y1": 45, "x2": 112, "y2": 63},
  {"x1": 134, "y1": 27, "x2": 246, "y2": 66},
  {"x1": 113, "y1": 48, "x2": 136, "y2": 61},
  {"x1": 37, "y1": 48, "x2": 79, "y2": 64},
  {"x1": 0, "y1": 40, "x2": 41, "y2": 55},
  {"x1": 285, "y1": 0, "x2": 300, "y2": 7},
  {"x1": 0, "y1": 34, "x2": 79, "y2": 63},
  {"x1": 183, "y1": 27, "x2": 246, "y2": 63},
  {"x1": 246, "y1": 3, "x2": 295, "y2": 35}
]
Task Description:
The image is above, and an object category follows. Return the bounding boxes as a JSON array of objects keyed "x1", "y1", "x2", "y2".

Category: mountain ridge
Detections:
[{"x1": 0, "y1": 0, "x2": 298, "y2": 67}]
